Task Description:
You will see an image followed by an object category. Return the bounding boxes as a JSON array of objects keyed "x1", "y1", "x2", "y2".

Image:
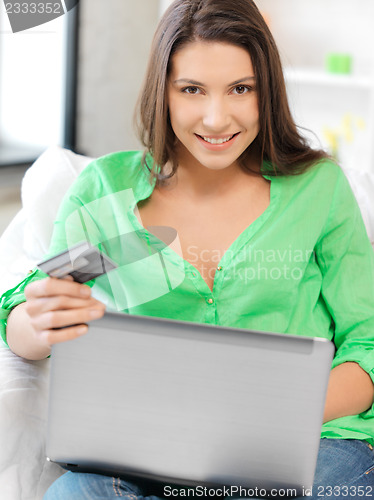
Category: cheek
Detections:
[
  {"x1": 242, "y1": 101, "x2": 260, "y2": 131},
  {"x1": 169, "y1": 100, "x2": 198, "y2": 134}
]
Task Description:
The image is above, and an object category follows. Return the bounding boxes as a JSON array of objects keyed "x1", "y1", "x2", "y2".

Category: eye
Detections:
[
  {"x1": 232, "y1": 85, "x2": 252, "y2": 95},
  {"x1": 181, "y1": 86, "x2": 202, "y2": 95}
]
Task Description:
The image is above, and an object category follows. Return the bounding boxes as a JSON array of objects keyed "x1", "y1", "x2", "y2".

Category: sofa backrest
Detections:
[{"x1": 0, "y1": 146, "x2": 92, "y2": 293}]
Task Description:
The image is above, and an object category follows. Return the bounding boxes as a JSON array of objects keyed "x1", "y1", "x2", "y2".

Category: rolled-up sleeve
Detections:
[
  {"x1": 0, "y1": 269, "x2": 47, "y2": 347},
  {"x1": 316, "y1": 168, "x2": 374, "y2": 387}
]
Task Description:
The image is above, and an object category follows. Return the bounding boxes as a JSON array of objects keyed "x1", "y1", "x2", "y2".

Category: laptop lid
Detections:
[{"x1": 46, "y1": 311, "x2": 334, "y2": 495}]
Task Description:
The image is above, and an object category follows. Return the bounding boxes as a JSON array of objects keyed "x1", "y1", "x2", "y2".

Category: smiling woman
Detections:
[{"x1": 136, "y1": 0, "x2": 328, "y2": 181}]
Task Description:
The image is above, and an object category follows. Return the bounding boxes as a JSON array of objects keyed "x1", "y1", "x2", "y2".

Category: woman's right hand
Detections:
[{"x1": 23, "y1": 276, "x2": 106, "y2": 347}]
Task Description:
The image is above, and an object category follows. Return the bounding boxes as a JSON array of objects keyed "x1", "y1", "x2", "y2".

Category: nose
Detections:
[{"x1": 202, "y1": 96, "x2": 231, "y2": 132}]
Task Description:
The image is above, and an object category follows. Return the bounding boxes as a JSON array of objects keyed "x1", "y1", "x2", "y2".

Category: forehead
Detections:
[{"x1": 169, "y1": 41, "x2": 255, "y2": 81}]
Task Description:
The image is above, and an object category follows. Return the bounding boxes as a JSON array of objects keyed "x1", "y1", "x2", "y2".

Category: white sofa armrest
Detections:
[
  {"x1": 0, "y1": 348, "x2": 64, "y2": 499},
  {"x1": 0, "y1": 146, "x2": 92, "y2": 500}
]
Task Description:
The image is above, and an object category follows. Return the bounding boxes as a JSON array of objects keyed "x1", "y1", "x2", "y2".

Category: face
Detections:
[{"x1": 167, "y1": 40, "x2": 260, "y2": 173}]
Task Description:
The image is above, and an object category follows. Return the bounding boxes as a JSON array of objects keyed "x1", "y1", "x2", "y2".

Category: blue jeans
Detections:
[{"x1": 44, "y1": 439, "x2": 374, "y2": 499}]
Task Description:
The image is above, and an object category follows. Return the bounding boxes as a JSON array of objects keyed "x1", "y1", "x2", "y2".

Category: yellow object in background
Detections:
[
  {"x1": 323, "y1": 128, "x2": 339, "y2": 159},
  {"x1": 342, "y1": 115, "x2": 354, "y2": 144},
  {"x1": 323, "y1": 114, "x2": 366, "y2": 162}
]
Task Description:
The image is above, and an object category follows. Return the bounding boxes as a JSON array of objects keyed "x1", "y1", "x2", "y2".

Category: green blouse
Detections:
[{"x1": 1, "y1": 151, "x2": 374, "y2": 443}]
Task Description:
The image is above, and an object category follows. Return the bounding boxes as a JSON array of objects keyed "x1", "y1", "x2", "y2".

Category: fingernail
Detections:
[{"x1": 77, "y1": 326, "x2": 88, "y2": 335}]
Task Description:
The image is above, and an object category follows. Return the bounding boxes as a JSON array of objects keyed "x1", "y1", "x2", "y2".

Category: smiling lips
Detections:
[{"x1": 195, "y1": 132, "x2": 240, "y2": 148}]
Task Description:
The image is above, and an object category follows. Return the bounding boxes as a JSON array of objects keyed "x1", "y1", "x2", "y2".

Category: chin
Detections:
[
  {"x1": 177, "y1": 140, "x2": 247, "y2": 171},
  {"x1": 193, "y1": 151, "x2": 244, "y2": 171}
]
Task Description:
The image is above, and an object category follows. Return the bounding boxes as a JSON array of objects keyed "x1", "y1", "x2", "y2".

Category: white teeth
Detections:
[{"x1": 202, "y1": 135, "x2": 234, "y2": 144}]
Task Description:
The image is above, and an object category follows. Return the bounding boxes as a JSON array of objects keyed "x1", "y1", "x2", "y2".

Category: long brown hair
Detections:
[{"x1": 135, "y1": 0, "x2": 329, "y2": 179}]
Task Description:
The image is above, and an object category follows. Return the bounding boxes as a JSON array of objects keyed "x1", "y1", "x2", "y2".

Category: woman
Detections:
[{"x1": 1, "y1": 0, "x2": 374, "y2": 498}]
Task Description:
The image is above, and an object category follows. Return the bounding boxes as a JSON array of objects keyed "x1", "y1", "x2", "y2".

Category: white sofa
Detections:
[
  {"x1": 0, "y1": 147, "x2": 92, "y2": 500},
  {"x1": 0, "y1": 146, "x2": 374, "y2": 500}
]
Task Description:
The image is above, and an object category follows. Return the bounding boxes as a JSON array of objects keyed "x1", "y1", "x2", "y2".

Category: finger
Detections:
[
  {"x1": 30, "y1": 306, "x2": 105, "y2": 332},
  {"x1": 62, "y1": 275, "x2": 74, "y2": 281},
  {"x1": 25, "y1": 295, "x2": 103, "y2": 316},
  {"x1": 25, "y1": 277, "x2": 91, "y2": 300},
  {"x1": 42, "y1": 324, "x2": 89, "y2": 346}
]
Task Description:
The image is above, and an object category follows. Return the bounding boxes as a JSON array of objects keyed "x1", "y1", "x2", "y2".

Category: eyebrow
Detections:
[{"x1": 173, "y1": 76, "x2": 256, "y2": 86}]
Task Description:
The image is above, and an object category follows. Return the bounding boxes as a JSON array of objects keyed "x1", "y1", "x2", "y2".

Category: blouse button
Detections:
[
  {"x1": 207, "y1": 298, "x2": 214, "y2": 304},
  {"x1": 217, "y1": 266, "x2": 223, "y2": 271}
]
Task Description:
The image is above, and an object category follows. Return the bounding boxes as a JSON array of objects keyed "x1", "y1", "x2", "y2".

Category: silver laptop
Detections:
[{"x1": 46, "y1": 312, "x2": 334, "y2": 496}]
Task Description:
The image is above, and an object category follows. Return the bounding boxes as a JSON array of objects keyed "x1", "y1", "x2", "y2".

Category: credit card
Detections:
[{"x1": 37, "y1": 242, "x2": 117, "y2": 283}]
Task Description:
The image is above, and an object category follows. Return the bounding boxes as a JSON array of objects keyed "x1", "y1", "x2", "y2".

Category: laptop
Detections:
[{"x1": 46, "y1": 311, "x2": 334, "y2": 496}]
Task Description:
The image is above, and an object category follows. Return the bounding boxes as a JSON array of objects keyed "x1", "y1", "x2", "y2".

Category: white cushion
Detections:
[{"x1": 0, "y1": 146, "x2": 92, "y2": 294}]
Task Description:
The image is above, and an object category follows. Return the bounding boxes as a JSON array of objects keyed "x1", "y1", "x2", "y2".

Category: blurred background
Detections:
[{"x1": 0, "y1": 0, "x2": 373, "y2": 235}]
